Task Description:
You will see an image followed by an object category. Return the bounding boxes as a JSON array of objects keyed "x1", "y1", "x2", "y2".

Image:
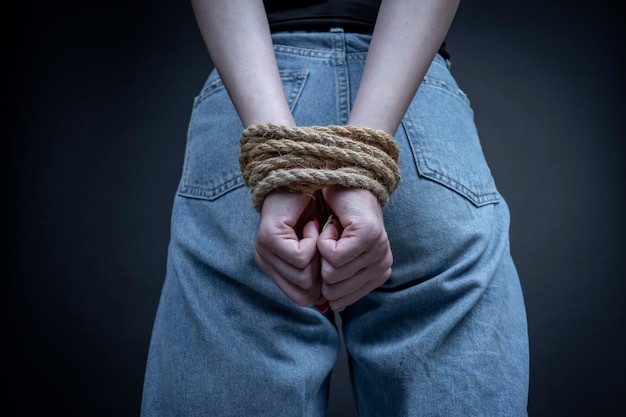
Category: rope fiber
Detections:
[{"x1": 239, "y1": 123, "x2": 401, "y2": 211}]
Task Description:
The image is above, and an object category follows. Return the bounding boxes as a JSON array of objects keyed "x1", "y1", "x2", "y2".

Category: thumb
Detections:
[
  {"x1": 299, "y1": 219, "x2": 320, "y2": 258},
  {"x1": 301, "y1": 218, "x2": 320, "y2": 241},
  {"x1": 317, "y1": 218, "x2": 340, "y2": 253}
]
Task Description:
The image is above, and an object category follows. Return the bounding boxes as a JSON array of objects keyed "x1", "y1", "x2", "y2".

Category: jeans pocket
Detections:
[
  {"x1": 401, "y1": 71, "x2": 499, "y2": 207},
  {"x1": 178, "y1": 68, "x2": 310, "y2": 201}
]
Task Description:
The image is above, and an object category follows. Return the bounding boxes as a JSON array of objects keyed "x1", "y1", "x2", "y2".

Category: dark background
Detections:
[{"x1": 6, "y1": 1, "x2": 624, "y2": 416}]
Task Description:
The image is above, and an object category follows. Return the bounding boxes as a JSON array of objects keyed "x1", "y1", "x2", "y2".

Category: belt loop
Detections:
[{"x1": 330, "y1": 27, "x2": 346, "y2": 55}]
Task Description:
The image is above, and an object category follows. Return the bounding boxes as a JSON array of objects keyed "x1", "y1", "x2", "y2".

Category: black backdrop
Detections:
[{"x1": 6, "y1": 1, "x2": 625, "y2": 416}]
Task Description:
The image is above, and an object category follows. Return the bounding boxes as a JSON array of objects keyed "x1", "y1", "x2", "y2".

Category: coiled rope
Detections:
[{"x1": 239, "y1": 123, "x2": 401, "y2": 211}]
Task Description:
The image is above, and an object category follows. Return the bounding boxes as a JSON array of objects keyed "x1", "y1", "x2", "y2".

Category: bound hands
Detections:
[{"x1": 254, "y1": 187, "x2": 393, "y2": 312}]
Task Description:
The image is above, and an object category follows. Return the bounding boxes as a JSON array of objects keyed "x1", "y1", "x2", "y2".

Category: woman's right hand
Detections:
[{"x1": 317, "y1": 187, "x2": 393, "y2": 311}]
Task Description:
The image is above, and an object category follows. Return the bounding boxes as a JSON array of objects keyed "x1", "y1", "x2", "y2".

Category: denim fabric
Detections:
[{"x1": 141, "y1": 29, "x2": 529, "y2": 416}]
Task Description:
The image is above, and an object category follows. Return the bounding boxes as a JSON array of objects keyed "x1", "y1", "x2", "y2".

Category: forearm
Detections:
[
  {"x1": 191, "y1": 0, "x2": 295, "y2": 127},
  {"x1": 348, "y1": 0, "x2": 460, "y2": 135}
]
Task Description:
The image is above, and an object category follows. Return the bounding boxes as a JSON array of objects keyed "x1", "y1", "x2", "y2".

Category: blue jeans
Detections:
[{"x1": 141, "y1": 29, "x2": 529, "y2": 416}]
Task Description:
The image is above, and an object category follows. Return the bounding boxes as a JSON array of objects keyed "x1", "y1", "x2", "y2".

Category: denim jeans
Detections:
[{"x1": 141, "y1": 29, "x2": 529, "y2": 416}]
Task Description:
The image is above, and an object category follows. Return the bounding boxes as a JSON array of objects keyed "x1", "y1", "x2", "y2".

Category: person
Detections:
[{"x1": 140, "y1": 0, "x2": 530, "y2": 415}]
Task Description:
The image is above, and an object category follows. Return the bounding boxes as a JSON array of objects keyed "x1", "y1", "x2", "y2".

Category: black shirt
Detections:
[
  {"x1": 263, "y1": 0, "x2": 449, "y2": 59},
  {"x1": 265, "y1": 0, "x2": 380, "y2": 34}
]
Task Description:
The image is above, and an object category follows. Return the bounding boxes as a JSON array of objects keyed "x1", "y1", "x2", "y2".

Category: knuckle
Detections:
[
  {"x1": 320, "y1": 249, "x2": 345, "y2": 268},
  {"x1": 288, "y1": 268, "x2": 319, "y2": 291},
  {"x1": 290, "y1": 252, "x2": 311, "y2": 270},
  {"x1": 292, "y1": 292, "x2": 317, "y2": 307},
  {"x1": 321, "y1": 285, "x2": 340, "y2": 302},
  {"x1": 373, "y1": 258, "x2": 393, "y2": 281},
  {"x1": 321, "y1": 265, "x2": 341, "y2": 284},
  {"x1": 291, "y1": 274, "x2": 315, "y2": 290}
]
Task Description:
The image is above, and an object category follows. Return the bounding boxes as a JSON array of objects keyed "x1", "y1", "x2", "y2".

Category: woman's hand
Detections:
[
  {"x1": 255, "y1": 192, "x2": 325, "y2": 308},
  {"x1": 317, "y1": 187, "x2": 393, "y2": 311}
]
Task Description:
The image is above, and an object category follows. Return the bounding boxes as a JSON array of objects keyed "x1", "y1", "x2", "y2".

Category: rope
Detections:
[{"x1": 239, "y1": 123, "x2": 401, "y2": 211}]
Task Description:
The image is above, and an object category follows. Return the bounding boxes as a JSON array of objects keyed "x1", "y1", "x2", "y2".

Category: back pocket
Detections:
[
  {"x1": 178, "y1": 68, "x2": 309, "y2": 201},
  {"x1": 402, "y1": 71, "x2": 499, "y2": 207}
]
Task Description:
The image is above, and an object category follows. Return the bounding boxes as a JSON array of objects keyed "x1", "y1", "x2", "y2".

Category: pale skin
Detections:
[{"x1": 191, "y1": 0, "x2": 460, "y2": 311}]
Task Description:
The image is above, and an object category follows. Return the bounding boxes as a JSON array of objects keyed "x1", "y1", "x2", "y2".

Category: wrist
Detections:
[{"x1": 240, "y1": 99, "x2": 295, "y2": 128}]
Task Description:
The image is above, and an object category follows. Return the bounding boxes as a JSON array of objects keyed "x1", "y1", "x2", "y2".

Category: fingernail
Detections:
[
  {"x1": 316, "y1": 301, "x2": 330, "y2": 313},
  {"x1": 313, "y1": 216, "x2": 320, "y2": 232}
]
